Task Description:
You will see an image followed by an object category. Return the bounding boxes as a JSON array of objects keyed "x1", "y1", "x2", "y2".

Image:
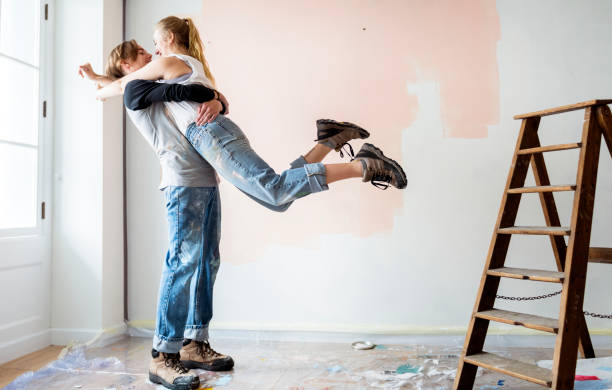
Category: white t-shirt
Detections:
[
  {"x1": 126, "y1": 102, "x2": 218, "y2": 189},
  {"x1": 159, "y1": 54, "x2": 215, "y2": 133}
]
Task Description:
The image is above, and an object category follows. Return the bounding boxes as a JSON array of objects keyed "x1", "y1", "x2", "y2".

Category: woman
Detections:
[{"x1": 97, "y1": 16, "x2": 407, "y2": 199}]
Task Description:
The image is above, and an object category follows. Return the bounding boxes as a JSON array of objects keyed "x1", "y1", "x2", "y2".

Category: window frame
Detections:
[{"x1": 0, "y1": 0, "x2": 52, "y2": 239}]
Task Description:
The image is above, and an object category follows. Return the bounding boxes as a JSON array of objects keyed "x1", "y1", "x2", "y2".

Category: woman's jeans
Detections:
[
  {"x1": 154, "y1": 186, "x2": 221, "y2": 353},
  {"x1": 185, "y1": 115, "x2": 329, "y2": 212},
  {"x1": 154, "y1": 116, "x2": 328, "y2": 352}
]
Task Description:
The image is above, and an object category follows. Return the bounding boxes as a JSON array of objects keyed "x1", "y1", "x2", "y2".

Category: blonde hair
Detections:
[
  {"x1": 156, "y1": 16, "x2": 216, "y2": 88},
  {"x1": 105, "y1": 39, "x2": 140, "y2": 79}
]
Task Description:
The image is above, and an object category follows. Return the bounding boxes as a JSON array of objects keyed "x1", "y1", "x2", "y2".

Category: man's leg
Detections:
[
  {"x1": 179, "y1": 187, "x2": 234, "y2": 371},
  {"x1": 150, "y1": 187, "x2": 201, "y2": 390}
]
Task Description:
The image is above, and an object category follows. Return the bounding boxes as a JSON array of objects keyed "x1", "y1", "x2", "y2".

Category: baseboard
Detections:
[
  {"x1": 127, "y1": 319, "x2": 612, "y2": 339},
  {"x1": 51, "y1": 322, "x2": 128, "y2": 348},
  {"x1": 0, "y1": 329, "x2": 52, "y2": 365}
]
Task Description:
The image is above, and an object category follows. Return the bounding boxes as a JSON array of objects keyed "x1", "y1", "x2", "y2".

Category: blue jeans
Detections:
[
  {"x1": 185, "y1": 115, "x2": 329, "y2": 212},
  {"x1": 153, "y1": 186, "x2": 221, "y2": 353}
]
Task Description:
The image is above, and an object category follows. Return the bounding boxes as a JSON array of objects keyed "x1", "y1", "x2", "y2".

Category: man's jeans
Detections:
[
  {"x1": 154, "y1": 186, "x2": 221, "y2": 353},
  {"x1": 185, "y1": 115, "x2": 329, "y2": 212}
]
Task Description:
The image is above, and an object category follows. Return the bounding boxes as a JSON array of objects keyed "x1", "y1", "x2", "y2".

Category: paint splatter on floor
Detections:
[{"x1": 3, "y1": 336, "x2": 611, "y2": 389}]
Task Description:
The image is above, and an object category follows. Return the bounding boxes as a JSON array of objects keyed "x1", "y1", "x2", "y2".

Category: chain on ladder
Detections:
[{"x1": 496, "y1": 290, "x2": 612, "y2": 318}]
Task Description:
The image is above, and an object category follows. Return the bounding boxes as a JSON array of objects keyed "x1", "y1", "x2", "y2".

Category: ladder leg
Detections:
[
  {"x1": 552, "y1": 107, "x2": 602, "y2": 389},
  {"x1": 596, "y1": 105, "x2": 612, "y2": 159},
  {"x1": 530, "y1": 137, "x2": 595, "y2": 359},
  {"x1": 454, "y1": 118, "x2": 541, "y2": 389}
]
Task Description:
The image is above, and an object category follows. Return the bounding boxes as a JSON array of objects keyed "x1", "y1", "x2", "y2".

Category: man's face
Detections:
[{"x1": 129, "y1": 45, "x2": 153, "y2": 72}]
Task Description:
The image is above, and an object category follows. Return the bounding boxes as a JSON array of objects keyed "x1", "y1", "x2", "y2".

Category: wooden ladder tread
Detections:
[
  {"x1": 497, "y1": 226, "x2": 571, "y2": 235},
  {"x1": 517, "y1": 143, "x2": 582, "y2": 154},
  {"x1": 507, "y1": 185, "x2": 576, "y2": 194},
  {"x1": 463, "y1": 352, "x2": 552, "y2": 387},
  {"x1": 487, "y1": 267, "x2": 564, "y2": 282},
  {"x1": 475, "y1": 309, "x2": 559, "y2": 333},
  {"x1": 589, "y1": 247, "x2": 612, "y2": 264},
  {"x1": 514, "y1": 99, "x2": 612, "y2": 119}
]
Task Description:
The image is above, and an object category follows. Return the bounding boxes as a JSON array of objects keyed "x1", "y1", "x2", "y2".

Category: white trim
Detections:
[
  {"x1": 0, "y1": 52, "x2": 40, "y2": 70},
  {"x1": 50, "y1": 323, "x2": 128, "y2": 347},
  {"x1": 128, "y1": 320, "x2": 612, "y2": 337},
  {"x1": 50, "y1": 328, "x2": 102, "y2": 346},
  {"x1": 0, "y1": 329, "x2": 52, "y2": 365},
  {"x1": 0, "y1": 261, "x2": 42, "y2": 272},
  {"x1": 0, "y1": 228, "x2": 42, "y2": 238},
  {"x1": 0, "y1": 139, "x2": 38, "y2": 149}
]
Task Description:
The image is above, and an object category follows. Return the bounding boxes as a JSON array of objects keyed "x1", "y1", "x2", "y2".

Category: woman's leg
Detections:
[
  {"x1": 303, "y1": 144, "x2": 333, "y2": 164},
  {"x1": 185, "y1": 117, "x2": 335, "y2": 208}
]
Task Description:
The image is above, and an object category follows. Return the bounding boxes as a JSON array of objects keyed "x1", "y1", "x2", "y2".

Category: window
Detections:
[{"x1": 0, "y1": 0, "x2": 44, "y2": 232}]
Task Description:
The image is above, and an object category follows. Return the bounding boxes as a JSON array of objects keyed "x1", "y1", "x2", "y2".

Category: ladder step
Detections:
[
  {"x1": 517, "y1": 143, "x2": 582, "y2": 154},
  {"x1": 487, "y1": 267, "x2": 564, "y2": 283},
  {"x1": 475, "y1": 309, "x2": 559, "y2": 333},
  {"x1": 463, "y1": 352, "x2": 552, "y2": 387},
  {"x1": 497, "y1": 226, "x2": 570, "y2": 235},
  {"x1": 507, "y1": 184, "x2": 576, "y2": 194},
  {"x1": 589, "y1": 247, "x2": 612, "y2": 264}
]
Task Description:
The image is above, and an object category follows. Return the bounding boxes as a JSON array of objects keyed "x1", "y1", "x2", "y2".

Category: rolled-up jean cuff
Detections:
[
  {"x1": 153, "y1": 335, "x2": 184, "y2": 353},
  {"x1": 304, "y1": 163, "x2": 328, "y2": 192},
  {"x1": 184, "y1": 326, "x2": 209, "y2": 341},
  {"x1": 290, "y1": 156, "x2": 308, "y2": 169}
]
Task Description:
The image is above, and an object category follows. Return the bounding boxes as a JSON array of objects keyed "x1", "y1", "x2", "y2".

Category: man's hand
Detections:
[
  {"x1": 217, "y1": 91, "x2": 230, "y2": 115},
  {"x1": 196, "y1": 100, "x2": 223, "y2": 126}
]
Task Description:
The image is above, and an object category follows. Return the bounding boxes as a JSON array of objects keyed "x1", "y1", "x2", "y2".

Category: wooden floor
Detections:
[{"x1": 0, "y1": 345, "x2": 64, "y2": 388}]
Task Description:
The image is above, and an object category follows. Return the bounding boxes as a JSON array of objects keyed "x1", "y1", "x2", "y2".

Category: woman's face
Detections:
[
  {"x1": 153, "y1": 28, "x2": 172, "y2": 56},
  {"x1": 125, "y1": 44, "x2": 153, "y2": 73}
]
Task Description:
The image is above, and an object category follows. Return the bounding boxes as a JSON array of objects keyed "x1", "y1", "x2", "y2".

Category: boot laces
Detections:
[
  {"x1": 163, "y1": 353, "x2": 189, "y2": 374},
  {"x1": 339, "y1": 142, "x2": 355, "y2": 159},
  {"x1": 371, "y1": 172, "x2": 391, "y2": 190},
  {"x1": 195, "y1": 340, "x2": 222, "y2": 358}
]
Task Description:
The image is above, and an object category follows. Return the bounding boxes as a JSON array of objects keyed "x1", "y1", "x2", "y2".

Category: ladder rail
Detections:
[
  {"x1": 529, "y1": 134, "x2": 595, "y2": 358},
  {"x1": 551, "y1": 107, "x2": 603, "y2": 388},
  {"x1": 596, "y1": 105, "x2": 612, "y2": 159}
]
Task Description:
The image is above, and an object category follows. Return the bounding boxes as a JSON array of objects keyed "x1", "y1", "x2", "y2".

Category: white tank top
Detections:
[{"x1": 159, "y1": 54, "x2": 215, "y2": 133}]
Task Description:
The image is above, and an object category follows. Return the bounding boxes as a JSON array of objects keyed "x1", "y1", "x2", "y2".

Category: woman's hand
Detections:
[
  {"x1": 195, "y1": 100, "x2": 222, "y2": 126},
  {"x1": 79, "y1": 62, "x2": 114, "y2": 87},
  {"x1": 78, "y1": 62, "x2": 98, "y2": 80}
]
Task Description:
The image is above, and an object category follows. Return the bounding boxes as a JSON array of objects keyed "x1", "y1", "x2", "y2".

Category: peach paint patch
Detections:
[{"x1": 189, "y1": 0, "x2": 499, "y2": 263}]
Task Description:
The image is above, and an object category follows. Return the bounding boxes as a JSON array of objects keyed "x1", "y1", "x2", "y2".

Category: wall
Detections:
[
  {"x1": 125, "y1": 0, "x2": 612, "y2": 334},
  {"x1": 52, "y1": 0, "x2": 124, "y2": 344}
]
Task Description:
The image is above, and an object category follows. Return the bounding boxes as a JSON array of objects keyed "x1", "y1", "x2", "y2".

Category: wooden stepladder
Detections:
[{"x1": 454, "y1": 100, "x2": 612, "y2": 389}]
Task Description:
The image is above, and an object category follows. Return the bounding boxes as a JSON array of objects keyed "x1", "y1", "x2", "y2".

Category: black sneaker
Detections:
[
  {"x1": 354, "y1": 143, "x2": 407, "y2": 189},
  {"x1": 315, "y1": 119, "x2": 370, "y2": 158}
]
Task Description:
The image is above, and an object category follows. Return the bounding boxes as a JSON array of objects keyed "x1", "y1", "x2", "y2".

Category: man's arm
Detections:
[{"x1": 124, "y1": 79, "x2": 218, "y2": 111}]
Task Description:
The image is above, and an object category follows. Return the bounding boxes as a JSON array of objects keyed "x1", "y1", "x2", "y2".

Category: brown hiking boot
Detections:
[
  {"x1": 180, "y1": 339, "x2": 234, "y2": 371},
  {"x1": 149, "y1": 349, "x2": 200, "y2": 390},
  {"x1": 315, "y1": 119, "x2": 370, "y2": 158},
  {"x1": 354, "y1": 143, "x2": 407, "y2": 189}
]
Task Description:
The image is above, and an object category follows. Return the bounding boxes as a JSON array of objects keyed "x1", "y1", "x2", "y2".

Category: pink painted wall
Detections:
[{"x1": 190, "y1": 0, "x2": 500, "y2": 263}]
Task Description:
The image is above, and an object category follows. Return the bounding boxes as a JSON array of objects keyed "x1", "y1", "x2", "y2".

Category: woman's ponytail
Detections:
[
  {"x1": 157, "y1": 16, "x2": 216, "y2": 88},
  {"x1": 184, "y1": 18, "x2": 216, "y2": 88}
]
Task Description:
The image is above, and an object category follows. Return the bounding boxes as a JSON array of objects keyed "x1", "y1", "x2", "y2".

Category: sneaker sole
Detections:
[
  {"x1": 360, "y1": 143, "x2": 407, "y2": 189},
  {"x1": 182, "y1": 359, "x2": 235, "y2": 372},
  {"x1": 316, "y1": 119, "x2": 370, "y2": 148},
  {"x1": 149, "y1": 372, "x2": 199, "y2": 390}
]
